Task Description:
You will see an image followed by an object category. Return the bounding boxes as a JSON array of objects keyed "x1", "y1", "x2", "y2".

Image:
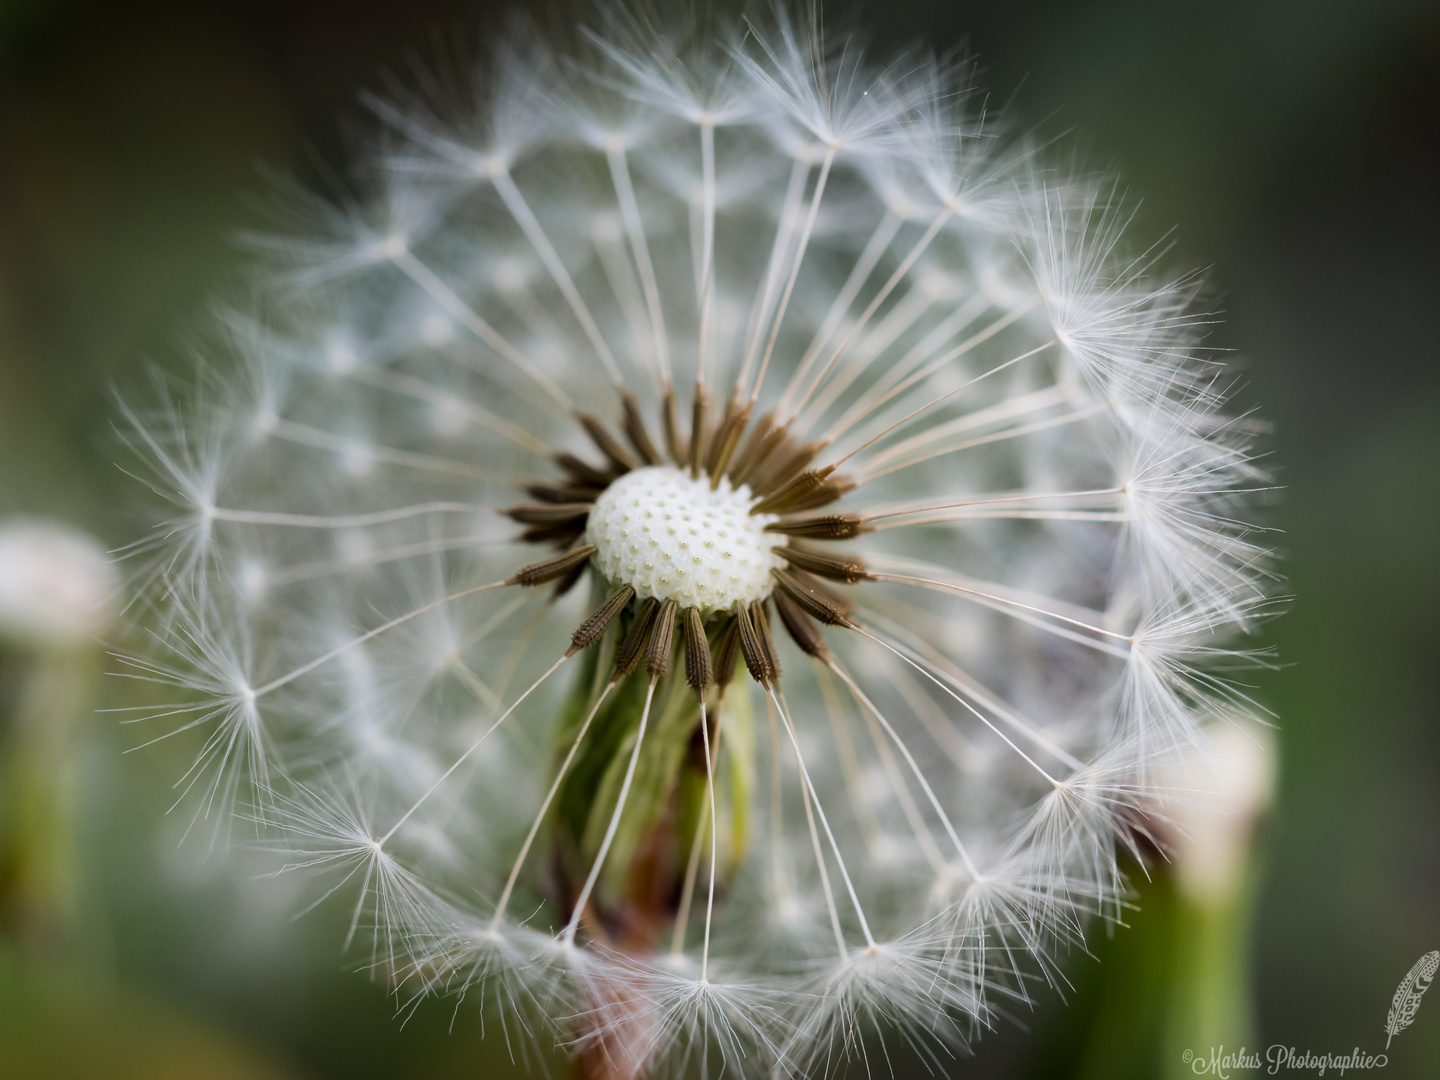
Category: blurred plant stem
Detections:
[
  {"x1": 1028, "y1": 854, "x2": 1263, "y2": 1079},
  {"x1": 0, "y1": 641, "x2": 101, "y2": 956},
  {"x1": 1031, "y1": 724, "x2": 1274, "y2": 1079},
  {"x1": 1161, "y1": 868, "x2": 1262, "y2": 1077},
  {"x1": 0, "y1": 519, "x2": 306, "y2": 1077}
]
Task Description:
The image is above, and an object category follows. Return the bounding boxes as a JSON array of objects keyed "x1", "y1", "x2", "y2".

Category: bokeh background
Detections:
[{"x1": 1, "y1": 1, "x2": 1436, "y2": 1077}]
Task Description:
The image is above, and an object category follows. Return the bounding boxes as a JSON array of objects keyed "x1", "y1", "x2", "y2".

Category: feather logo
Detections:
[{"x1": 1385, "y1": 949, "x2": 1439, "y2": 1048}]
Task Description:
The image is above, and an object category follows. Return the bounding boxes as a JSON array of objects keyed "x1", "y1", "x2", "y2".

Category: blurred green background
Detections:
[{"x1": 0, "y1": 0, "x2": 1435, "y2": 1077}]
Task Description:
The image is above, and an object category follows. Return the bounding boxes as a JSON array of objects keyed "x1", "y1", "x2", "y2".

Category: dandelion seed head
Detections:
[
  {"x1": 0, "y1": 521, "x2": 115, "y2": 649},
  {"x1": 116, "y1": 3, "x2": 1277, "y2": 1073}
]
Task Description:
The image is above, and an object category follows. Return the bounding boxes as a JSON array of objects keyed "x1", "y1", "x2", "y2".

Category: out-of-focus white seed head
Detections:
[
  {"x1": 0, "y1": 520, "x2": 115, "y2": 650},
  {"x1": 1149, "y1": 721, "x2": 1276, "y2": 903}
]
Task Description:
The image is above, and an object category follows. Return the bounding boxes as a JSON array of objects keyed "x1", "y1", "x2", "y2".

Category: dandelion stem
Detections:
[
  {"x1": 812, "y1": 662, "x2": 883, "y2": 854},
  {"x1": 562, "y1": 679, "x2": 658, "y2": 946},
  {"x1": 490, "y1": 681, "x2": 614, "y2": 931},
  {"x1": 856, "y1": 403, "x2": 1107, "y2": 483},
  {"x1": 863, "y1": 608, "x2": 1086, "y2": 770},
  {"x1": 205, "y1": 502, "x2": 494, "y2": 529},
  {"x1": 695, "y1": 120, "x2": 716, "y2": 390},
  {"x1": 492, "y1": 170, "x2": 624, "y2": 387},
  {"x1": 266, "y1": 419, "x2": 491, "y2": 480},
  {"x1": 828, "y1": 660, "x2": 979, "y2": 877},
  {"x1": 252, "y1": 580, "x2": 510, "y2": 697},
  {"x1": 350, "y1": 366, "x2": 553, "y2": 455},
  {"x1": 377, "y1": 651, "x2": 570, "y2": 848},
  {"x1": 699, "y1": 702, "x2": 719, "y2": 980},
  {"x1": 785, "y1": 205, "x2": 954, "y2": 423},
  {"x1": 764, "y1": 694, "x2": 792, "y2": 912},
  {"x1": 831, "y1": 339, "x2": 1059, "y2": 473},
  {"x1": 606, "y1": 146, "x2": 671, "y2": 386},
  {"x1": 850, "y1": 626, "x2": 1060, "y2": 785},
  {"x1": 771, "y1": 688, "x2": 875, "y2": 950},
  {"x1": 669, "y1": 699, "x2": 723, "y2": 961},
  {"x1": 736, "y1": 158, "x2": 809, "y2": 392},
  {"x1": 776, "y1": 209, "x2": 902, "y2": 417},
  {"x1": 798, "y1": 291, "x2": 989, "y2": 433},
  {"x1": 669, "y1": 792, "x2": 708, "y2": 957},
  {"x1": 844, "y1": 673, "x2": 950, "y2": 873},
  {"x1": 865, "y1": 566, "x2": 1132, "y2": 656},
  {"x1": 262, "y1": 533, "x2": 500, "y2": 589},
  {"x1": 872, "y1": 572, "x2": 1133, "y2": 642},
  {"x1": 389, "y1": 249, "x2": 573, "y2": 411},
  {"x1": 749, "y1": 145, "x2": 836, "y2": 406},
  {"x1": 864, "y1": 486, "x2": 1125, "y2": 527},
  {"x1": 824, "y1": 301, "x2": 1042, "y2": 444}
]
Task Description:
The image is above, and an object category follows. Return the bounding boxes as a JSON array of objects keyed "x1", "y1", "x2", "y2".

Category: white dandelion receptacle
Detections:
[{"x1": 120, "y1": 6, "x2": 1273, "y2": 1076}]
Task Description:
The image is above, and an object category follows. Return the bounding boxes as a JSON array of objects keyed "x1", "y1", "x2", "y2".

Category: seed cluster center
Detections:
[{"x1": 586, "y1": 465, "x2": 783, "y2": 613}]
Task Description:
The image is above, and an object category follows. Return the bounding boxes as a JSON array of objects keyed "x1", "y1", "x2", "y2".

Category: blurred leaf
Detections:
[{"x1": 0, "y1": 942, "x2": 305, "y2": 1080}]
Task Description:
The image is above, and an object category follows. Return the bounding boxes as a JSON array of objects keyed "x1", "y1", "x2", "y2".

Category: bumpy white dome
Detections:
[{"x1": 586, "y1": 466, "x2": 783, "y2": 612}]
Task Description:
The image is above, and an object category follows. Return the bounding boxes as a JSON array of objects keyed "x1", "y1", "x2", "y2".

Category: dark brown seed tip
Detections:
[
  {"x1": 508, "y1": 545, "x2": 596, "y2": 587},
  {"x1": 526, "y1": 482, "x2": 604, "y2": 504},
  {"x1": 645, "y1": 598, "x2": 678, "y2": 680},
  {"x1": 707, "y1": 397, "x2": 752, "y2": 487},
  {"x1": 683, "y1": 607, "x2": 714, "y2": 698},
  {"x1": 500, "y1": 502, "x2": 592, "y2": 525},
  {"x1": 773, "y1": 586, "x2": 829, "y2": 659},
  {"x1": 773, "y1": 567, "x2": 854, "y2": 627},
  {"x1": 550, "y1": 558, "x2": 589, "y2": 600},
  {"x1": 713, "y1": 617, "x2": 741, "y2": 690},
  {"x1": 621, "y1": 390, "x2": 663, "y2": 466},
  {"x1": 521, "y1": 521, "x2": 588, "y2": 545},
  {"x1": 775, "y1": 545, "x2": 872, "y2": 583},
  {"x1": 613, "y1": 597, "x2": 659, "y2": 680},
  {"x1": 764, "y1": 514, "x2": 868, "y2": 540},
  {"x1": 688, "y1": 389, "x2": 709, "y2": 479},
  {"x1": 752, "y1": 438, "x2": 825, "y2": 496},
  {"x1": 568, "y1": 585, "x2": 635, "y2": 655},
  {"x1": 753, "y1": 599, "x2": 782, "y2": 682},
  {"x1": 556, "y1": 452, "x2": 617, "y2": 489},
  {"x1": 777, "y1": 475, "x2": 856, "y2": 514},
  {"x1": 735, "y1": 602, "x2": 773, "y2": 688},
  {"x1": 662, "y1": 384, "x2": 687, "y2": 465},
  {"x1": 750, "y1": 465, "x2": 835, "y2": 515},
  {"x1": 727, "y1": 410, "x2": 779, "y2": 485},
  {"x1": 577, "y1": 412, "x2": 638, "y2": 474}
]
